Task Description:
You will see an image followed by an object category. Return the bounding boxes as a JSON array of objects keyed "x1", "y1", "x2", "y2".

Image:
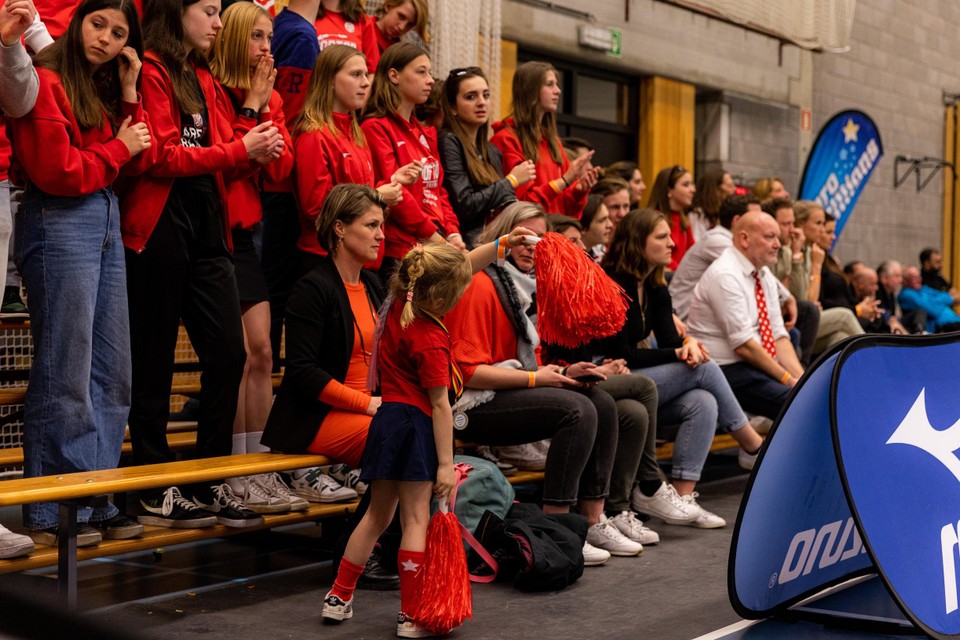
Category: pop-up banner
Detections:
[
  {"x1": 798, "y1": 109, "x2": 883, "y2": 247},
  {"x1": 730, "y1": 334, "x2": 960, "y2": 639}
]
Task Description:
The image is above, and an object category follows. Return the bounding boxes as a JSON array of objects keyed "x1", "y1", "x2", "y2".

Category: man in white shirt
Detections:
[{"x1": 687, "y1": 211, "x2": 804, "y2": 419}]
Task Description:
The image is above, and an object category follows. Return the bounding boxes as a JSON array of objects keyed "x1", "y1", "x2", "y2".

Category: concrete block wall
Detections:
[{"x1": 810, "y1": 0, "x2": 960, "y2": 269}]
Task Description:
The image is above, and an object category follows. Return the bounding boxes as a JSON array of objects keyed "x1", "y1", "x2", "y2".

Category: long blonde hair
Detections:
[
  {"x1": 208, "y1": 3, "x2": 272, "y2": 90},
  {"x1": 480, "y1": 201, "x2": 546, "y2": 244},
  {"x1": 509, "y1": 61, "x2": 563, "y2": 165},
  {"x1": 293, "y1": 44, "x2": 366, "y2": 143},
  {"x1": 391, "y1": 244, "x2": 473, "y2": 328}
]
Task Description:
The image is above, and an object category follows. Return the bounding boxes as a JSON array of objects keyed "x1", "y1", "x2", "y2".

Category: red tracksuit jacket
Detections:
[{"x1": 361, "y1": 112, "x2": 459, "y2": 260}]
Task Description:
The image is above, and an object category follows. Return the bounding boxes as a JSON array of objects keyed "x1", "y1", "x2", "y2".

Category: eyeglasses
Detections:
[{"x1": 450, "y1": 66, "x2": 483, "y2": 78}]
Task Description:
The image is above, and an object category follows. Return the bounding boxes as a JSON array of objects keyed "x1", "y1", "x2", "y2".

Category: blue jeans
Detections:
[
  {"x1": 632, "y1": 360, "x2": 747, "y2": 482},
  {"x1": 15, "y1": 188, "x2": 129, "y2": 529}
]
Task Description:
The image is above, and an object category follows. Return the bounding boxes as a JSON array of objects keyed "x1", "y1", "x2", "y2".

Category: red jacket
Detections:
[
  {"x1": 217, "y1": 87, "x2": 293, "y2": 229},
  {"x1": 490, "y1": 117, "x2": 586, "y2": 218},
  {"x1": 668, "y1": 211, "x2": 696, "y2": 271},
  {"x1": 314, "y1": 11, "x2": 379, "y2": 74},
  {"x1": 0, "y1": 121, "x2": 10, "y2": 182},
  {"x1": 293, "y1": 112, "x2": 374, "y2": 255},
  {"x1": 361, "y1": 113, "x2": 458, "y2": 260},
  {"x1": 8, "y1": 68, "x2": 148, "y2": 196},
  {"x1": 117, "y1": 53, "x2": 247, "y2": 252}
]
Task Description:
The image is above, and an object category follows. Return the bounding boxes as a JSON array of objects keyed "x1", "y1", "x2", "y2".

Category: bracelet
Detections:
[
  {"x1": 809, "y1": 275, "x2": 821, "y2": 282},
  {"x1": 506, "y1": 174, "x2": 519, "y2": 188},
  {"x1": 780, "y1": 371, "x2": 791, "y2": 384},
  {"x1": 549, "y1": 178, "x2": 566, "y2": 194},
  {"x1": 528, "y1": 371, "x2": 536, "y2": 388},
  {"x1": 239, "y1": 107, "x2": 258, "y2": 120},
  {"x1": 855, "y1": 303, "x2": 862, "y2": 317},
  {"x1": 495, "y1": 236, "x2": 508, "y2": 266},
  {"x1": 499, "y1": 234, "x2": 512, "y2": 249}
]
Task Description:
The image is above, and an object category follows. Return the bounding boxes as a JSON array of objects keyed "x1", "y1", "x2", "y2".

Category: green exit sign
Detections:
[{"x1": 608, "y1": 28, "x2": 622, "y2": 57}]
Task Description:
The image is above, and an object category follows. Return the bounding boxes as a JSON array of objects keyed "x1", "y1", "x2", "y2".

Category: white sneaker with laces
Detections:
[
  {"x1": 0, "y1": 524, "x2": 34, "y2": 559},
  {"x1": 475, "y1": 445, "x2": 517, "y2": 476},
  {"x1": 608, "y1": 510, "x2": 660, "y2": 545},
  {"x1": 397, "y1": 612, "x2": 436, "y2": 637},
  {"x1": 586, "y1": 515, "x2": 643, "y2": 556},
  {"x1": 229, "y1": 475, "x2": 291, "y2": 514},
  {"x1": 630, "y1": 482, "x2": 699, "y2": 524},
  {"x1": 680, "y1": 492, "x2": 727, "y2": 529},
  {"x1": 259, "y1": 472, "x2": 309, "y2": 511},
  {"x1": 496, "y1": 442, "x2": 547, "y2": 471},
  {"x1": 582, "y1": 540, "x2": 611, "y2": 566},
  {"x1": 290, "y1": 467, "x2": 358, "y2": 503}
]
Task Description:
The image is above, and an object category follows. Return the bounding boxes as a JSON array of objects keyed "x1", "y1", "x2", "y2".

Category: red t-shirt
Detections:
[
  {"x1": 378, "y1": 304, "x2": 455, "y2": 418},
  {"x1": 314, "y1": 10, "x2": 379, "y2": 74}
]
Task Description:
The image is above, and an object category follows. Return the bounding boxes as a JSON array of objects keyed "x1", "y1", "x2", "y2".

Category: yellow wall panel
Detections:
[{"x1": 638, "y1": 76, "x2": 695, "y2": 207}]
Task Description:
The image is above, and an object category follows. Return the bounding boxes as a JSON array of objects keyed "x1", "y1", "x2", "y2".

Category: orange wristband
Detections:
[
  {"x1": 528, "y1": 371, "x2": 536, "y2": 388},
  {"x1": 780, "y1": 371, "x2": 791, "y2": 384}
]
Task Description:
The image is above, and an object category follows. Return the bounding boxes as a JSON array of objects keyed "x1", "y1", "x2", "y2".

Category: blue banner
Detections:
[
  {"x1": 834, "y1": 337, "x2": 960, "y2": 639},
  {"x1": 798, "y1": 110, "x2": 883, "y2": 245},
  {"x1": 730, "y1": 346, "x2": 871, "y2": 618}
]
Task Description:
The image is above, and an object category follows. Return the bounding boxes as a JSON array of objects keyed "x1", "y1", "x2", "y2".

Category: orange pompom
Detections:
[
  {"x1": 410, "y1": 509, "x2": 473, "y2": 634},
  {"x1": 534, "y1": 232, "x2": 628, "y2": 348}
]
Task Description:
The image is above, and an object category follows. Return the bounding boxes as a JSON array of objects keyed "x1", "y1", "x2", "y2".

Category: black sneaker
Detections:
[
  {"x1": 138, "y1": 486, "x2": 217, "y2": 528},
  {"x1": 94, "y1": 514, "x2": 145, "y2": 540},
  {"x1": 192, "y1": 484, "x2": 264, "y2": 528},
  {"x1": 0, "y1": 285, "x2": 27, "y2": 319},
  {"x1": 357, "y1": 549, "x2": 400, "y2": 591},
  {"x1": 28, "y1": 523, "x2": 101, "y2": 548}
]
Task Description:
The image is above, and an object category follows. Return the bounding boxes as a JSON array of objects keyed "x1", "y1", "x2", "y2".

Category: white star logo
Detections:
[
  {"x1": 401, "y1": 559, "x2": 420, "y2": 572},
  {"x1": 842, "y1": 118, "x2": 860, "y2": 143},
  {"x1": 887, "y1": 389, "x2": 960, "y2": 482}
]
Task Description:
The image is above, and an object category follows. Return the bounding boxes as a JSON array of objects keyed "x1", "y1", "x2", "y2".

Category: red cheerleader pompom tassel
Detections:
[
  {"x1": 534, "y1": 231, "x2": 628, "y2": 347},
  {"x1": 410, "y1": 500, "x2": 472, "y2": 634}
]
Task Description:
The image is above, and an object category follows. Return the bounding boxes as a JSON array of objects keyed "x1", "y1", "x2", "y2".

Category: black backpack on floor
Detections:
[{"x1": 468, "y1": 502, "x2": 586, "y2": 592}]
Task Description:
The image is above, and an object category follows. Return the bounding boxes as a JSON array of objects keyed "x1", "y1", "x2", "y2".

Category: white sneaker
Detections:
[
  {"x1": 321, "y1": 591, "x2": 353, "y2": 622},
  {"x1": 582, "y1": 540, "x2": 611, "y2": 566},
  {"x1": 748, "y1": 414, "x2": 773, "y2": 435},
  {"x1": 259, "y1": 472, "x2": 309, "y2": 511},
  {"x1": 679, "y1": 492, "x2": 727, "y2": 529},
  {"x1": 738, "y1": 447, "x2": 759, "y2": 471},
  {"x1": 608, "y1": 511, "x2": 660, "y2": 545},
  {"x1": 630, "y1": 482, "x2": 699, "y2": 524},
  {"x1": 397, "y1": 612, "x2": 436, "y2": 637},
  {"x1": 496, "y1": 442, "x2": 547, "y2": 471},
  {"x1": 475, "y1": 445, "x2": 517, "y2": 476},
  {"x1": 289, "y1": 467, "x2": 358, "y2": 503},
  {"x1": 0, "y1": 524, "x2": 34, "y2": 559},
  {"x1": 586, "y1": 516, "x2": 643, "y2": 556},
  {"x1": 228, "y1": 475, "x2": 291, "y2": 514},
  {"x1": 328, "y1": 463, "x2": 369, "y2": 495}
]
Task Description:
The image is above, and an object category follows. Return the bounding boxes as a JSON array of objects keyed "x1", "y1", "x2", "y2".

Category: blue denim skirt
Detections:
[{"x1": 360, "y1": 402, "x2": 438, "y2": 483}]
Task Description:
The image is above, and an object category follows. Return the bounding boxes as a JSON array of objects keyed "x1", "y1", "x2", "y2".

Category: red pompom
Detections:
[
  {"x1": 410, "y1": 509, "x2": 472, "y2": 634},
  {"x1": 534, "y1": 232, "x2": 628, "y2": 347}
]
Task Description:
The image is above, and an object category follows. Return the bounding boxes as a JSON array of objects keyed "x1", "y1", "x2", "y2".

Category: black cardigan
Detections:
[
  {"x1": 261, "y1": 257, "x2": 385, "y2": 453},
  {"x1": 600, "y1": 271, "x2": 684, "y2": 369},
  {"x1": 438, "y1": 130, "x2": 515, "y2": 238}
]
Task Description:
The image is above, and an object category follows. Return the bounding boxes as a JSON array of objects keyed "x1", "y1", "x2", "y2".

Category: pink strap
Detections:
[{"x1": 446, "y1": 462, "x2": 498, "y2": 583}]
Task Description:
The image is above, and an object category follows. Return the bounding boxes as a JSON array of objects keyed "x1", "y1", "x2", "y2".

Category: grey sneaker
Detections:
[
  {"x1": 259, "y1": 472, "x2": 309, "y2": 511},
  {"x1": 586, "y1": 515, "x2": 643, "y2": 556},
  {"x1": 630, "y1": 482, "x2": 699, "y2": 525},
  {"x1": 496, "y1": 442, "x2": 547, "y2": 471},
  {"x1": 0, "y1": 524, "x2": 34, "y2": 558},
  {"x1": 289, "y1": 468, "x2": 358, "y2": 503},
  {"x1": 608, "y1": 510, "x2": 660, "y2": 545},
  {"x1": 228, "y1": 475, "x2": 291, "y2": 514}
]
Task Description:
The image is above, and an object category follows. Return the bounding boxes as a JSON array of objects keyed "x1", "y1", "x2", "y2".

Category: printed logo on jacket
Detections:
[
  {"x1": 731, "y1": 334, "x2": 960, "y2": 639},
  {"x1": 798, "y1": 110, "x2": 883, "y2": 248}
]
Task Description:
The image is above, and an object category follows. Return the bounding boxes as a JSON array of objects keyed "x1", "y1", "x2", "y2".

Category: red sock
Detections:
[
  {"x1": 397, "y1": 549, "x2": 425, "y2": 614},
  {"x1": 330, "y1": 557, "x2": 365, "y2": 602}
]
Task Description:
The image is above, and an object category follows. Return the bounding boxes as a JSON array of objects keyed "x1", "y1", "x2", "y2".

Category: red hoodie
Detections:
[
  {"x1": 8, "y1": 68, "x2": 149, "y2": 196},
  {"x1": 217, "y1": 87, "x2": 294, "y2": 229},
  {"x1": 314, "y1": 10, "x2": 379, "y2": 75},
  {"x1": 490, "y1": 117, "x2": 586, "y2": 218},
  {"x1": 362, "y1": 112, "x2": 459, "y2": 260},
  {"x1": 117, "y1": 53, "x2": 248, "y2": 252},
  {"x1": 293, "y1": 112, "x2": 374, "y2": 255}
]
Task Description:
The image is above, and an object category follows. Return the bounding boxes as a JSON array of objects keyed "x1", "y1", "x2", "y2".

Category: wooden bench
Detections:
[
  {"x1": 0, "y1": 452, "x2": 331, "y2": 607},
  {"x1": 0, "y1": 452, "x2": 545, "y2": 608}
]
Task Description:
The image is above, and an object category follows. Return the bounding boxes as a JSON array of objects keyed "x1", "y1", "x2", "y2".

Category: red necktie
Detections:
[{"x1": 753, "y1": 271, "x2": 777, "y2": 358}]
